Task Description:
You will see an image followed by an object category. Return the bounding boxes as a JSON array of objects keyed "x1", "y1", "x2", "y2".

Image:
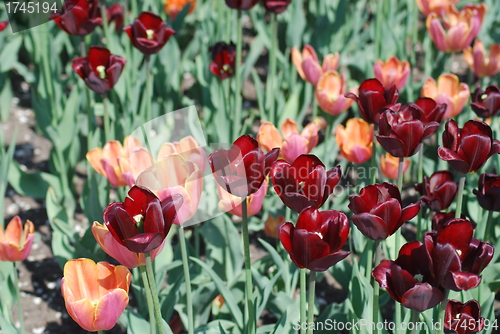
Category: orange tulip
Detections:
[
  {"x1": 0, "y1": 216, "x2": 34, "y2": 262},
  {"x1": 264, "y1": 214, "x2": 285, "y2": 238},
  {"x1": 463, "y1": 39, "x2": 500, "y2": 78},
  {"x1": 380, "y1": 153, "x2": 410, "y2": 181},
  {"x1": 421, "y1": 73, "x2": 470, "y2": 119},
  {"x1": 315, "y1": 71, "x2": 356, "y2": 116},
  {"x1": 335, "y1": 118, "x2": 374, "y2": 165},
  {"x1": 157, "y1": 135, "x2": 207, "y2": 173},
  {"x1": 291, "y1": 45, "x2": 339, "y2": 85},
  {"x1": 217, "y1": 179, "x2": 268, "y2": 217},
  {"x1": 373, "y1": 56, "x2": 411, "y2": 90},
  {"x1": 416, "y1": 0, "x2": 458, "y2": 16},
  {"x1": 164, "y1": 0, "x2": 196, "y2": 19},
  {"x1": 426, "y1": 4, "x2": 487, "y2": 53},
  {"x1": 61, "y1": 258, "x2": 131, "y2": 332},
  {"x1": 86, "y1": 136, "x2": 153, "y2": 187}
]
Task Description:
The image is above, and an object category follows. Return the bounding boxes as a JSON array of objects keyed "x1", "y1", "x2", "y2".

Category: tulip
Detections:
[
  {"x1": 271, "y1": 154, "x2": 342, "y2": 213},
  {"x1": 124, "y1": 12, "x2": 176, "y2": 55},
  {"x1": 345, "y1": 78, "x2": 399, "y2": 124},
  {"x1": 373, "y1": 241, "x2": 444, "y2": 312},
  {"x1": 164, "y1": 0, "x2": 196, "y2": 19},
  {"x1": 473, "y1": 173, "x2": 500, "y2": 212},
  {"x1": 61, "y1": 258, "x2": 131, "y2": 332},
  {"x1": 72, "y1": 46, "x2": 126, "y2": 95},
  {"x1": 335, "y1": 118, "x2": 374, "y2": 165},
  {"x1": 431, "y1": 211, "x2": 461, "y2": 231},
  {"x1": 413, "y1": 97, "x2": 447, "y2": 124},
  {"x1": 103, "y1": 186, "x2": 183, "y2": 253},
  {"x1": 86, "y1": 136, "x2": 153, "y2": 187},
  {"x1": 470, "y1": 85, "x2": 500, "y2": 119},
  {"x1": 92, "y1": 222, "x2": 165, "y2": 269},
  {"x1": 379, "y1": 153, "x2": 410, "y2": 181},
  {"x1": 415, "y1": 171, "x2": 458, "y2": 211},
  {"x1": 209, "y1": 42, "x2": 236, "y2": 80},
  {"x1": 224, "y1": 0, "x2": 259, "y2": 10},
  {"x1": 264, "y1": 214, "x2": 285, "y2": 238},
  {"x1": 217, "y1": 178, "x2": 268, "y2": 217},
  {"x1": 256, "y1": 118, "x2": 324, "y2": 163},
  {"x1": 416, "y1": 0, "x2": 458, "y2": 16},
  {"x1": 260, "y1": 0, "x2": 290, "y2": 13},
  {"x1": 373, "y1": 56, "x2": 411, "y2": 90},
  {"x1": 348, "y1": 182, "x2": 420, "y2": 240},
  {"x1": 135, "y1": 154, "x2": 203, "y2": 225},
  {"x1": 426, "y1": 4, "x2": 487, "y2": 53},
  {"x1": 279, "y1": 207, "x2": 350, "y2": 271},
  {"x1": 51, "y1": 0, "x2": 101, "y2": 36},
  {"x1": 438, "y1": 119, "x2": 500, "y2": 174},
  {"x1": 421, "y1": 73, "x2": 470, "y2": 119},
  {"x1": 463, "y1": 39, "x2": 500, "y2": 78},
  {"x1": 0, "y1": 216, "x2": 34, "y2": 262},
  {"x1": 157, "y1": 135, "x2": 207, "y2": 173},
  {"x1": 0, "y1": 21, "x2": 9, "y2": 31},
  {"x1": 291, "y1": 45, "x2": 339, "y2": 85},
  {"x1": 209, "y1": 135, "x2": 279, "y2": 198},
  {"x1": 106, "y1": 3, "x2": 124, "y2": 31},
  {"x1": 444, "y1": 299, "x2": 484, "y2": 334},
  {"x1": 315, "y1": 71, "x2": 356, "y2": 116}
]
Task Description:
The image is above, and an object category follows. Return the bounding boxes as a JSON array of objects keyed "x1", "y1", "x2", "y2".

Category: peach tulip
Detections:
[
  {"x1": 61, "y1": 258, "x2": 131, "y2": 332},
  {"x1": 217, "y1": 179, "x2": 268, "y2": 217},
  {"x1": 463, "y1": 39, "x2": 500, "y2": 78},
  {"x1": 421, "y1": 73, "x2": 469, "y2": 119},
  {"x1": 416, "y1": 0, "x2": 458, "y2": 16},
  {"x1": 92, "y1": 222, "x2": 165, "y2": 269},
  {"x1": 335, "y1": 118, "x2": 374, "y2": 165},
  {"x1": 426, "y1": 4, "x2": 487, "y2": 53},
  {"x1": 264, "y1": 214, "x2": 285, "y2": 238},
  {"x1": 380, "y1": 153, "x2": 410, "y2": 181},
  {"x1": 157, "y1": 135, "x2": 207, "y2": 173},
  {"x1": 257, "y1": 118, "x2": 324, "y2": 163},
  {"x1": 0, "y1": 216, "x2": 34, "y2": 262},
  {"x1": 291, "y1": 45, "x2": 339, "y2": 85},
  {"x1": 373, "y1": 56, "x2": 411, "y2": 90},
  {"x1": 164, "y1": 0, "x2": 196, "y2": 20},
  {"x1": 86, "y1": 136, "x2": 153, "y2": 187},
  {"x1": 315, "y1": 71, "x2": 356, "y2": 116}
]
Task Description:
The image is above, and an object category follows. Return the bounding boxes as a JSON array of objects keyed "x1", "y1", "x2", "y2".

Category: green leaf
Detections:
[
  {"x1": 8, "y1": 161, "x2": 60, "y2": 199},
  {"x1": 0, "y1": 74, "x2": 12, "y2": 121},
  {"x1": 0, "y1": 36, "x2": 22, "y2": 72}
]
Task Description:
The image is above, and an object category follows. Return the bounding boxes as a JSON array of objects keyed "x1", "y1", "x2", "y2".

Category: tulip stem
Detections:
[
  {"x1": 102, "y1": 93, "x2": 111, "y2": 144},
  {"x1": 397, "y1": 157, "x2": 404, "y2": 191},
  {"x1": 268, "y1": 13, "x2": 277, "y2": 125},
  {"x1": 299, "y1": 268, "x2": 306, "y2": 334},
  {"x1": 145, "y1": 55, "x2": 152, "y2": 122},
  {"x1": 100, "y1": 5, "x2": 111, "y2": 50},
  {"x1": 233, "y1": 9, "x2": 243, "y2": 140},
  {"x1": 372, "y1": 241, "x2": 381, "y2": 334},
  {"x1": 306, "y1": 270, "x2": 316, "y2": 334},
  {"x1": 12, "y1": 262, "x2": 25, "y2": 334},
  {"x1": 483, "y1": 210, "x2": 494, "y2": 242},
  {"x1": 455, "y1": 176, "x2": 466, "y2": 219},
  {"x1": 241, "y1": 198, "x2": 256, "y2": 334},
  {"x1": 178, "y1": 226, "x2": 194, "y2": 334},
  {"x1": 140, "y1": 265, "x2": 157, "y2": 334},
  {"x1": 145, "y1": 252, "x2": 168, "y2": 334},
  {"x1": 416, "y1": 149, "x2": 424, "y2": 240},
  {"x1": 438, "y1": 289, "x2": 450, "y2": 329},
  {"x1": 98, "y1": 331, "x2": 105, "y2": 334},
  {"x1": 411, "y1": 310, "x2": 419, "y2": 334},
  {"x1": 371, "y1": 135, "x2": 377, "y2": 184}
]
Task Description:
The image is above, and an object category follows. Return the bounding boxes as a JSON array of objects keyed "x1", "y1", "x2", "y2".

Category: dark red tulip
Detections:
[
  {"x1": 413, "y1": 97, "x2": 447, "y2": 124},
  {"x1": 225, "y1": 0, "x2": 259, "y2": 10},
  {"x1": 124, "y1": 12, "x2": 176, "y2": 55},
  {"x1": 103, "y1": 186, "x2": 183, "y2": 253},
  {"x1": 424, "y1": 218, "x2": 494, "y2": 291},
  {"x1": 415, "y1": 171, "x2": 458, "y2": 211},
  {"x1": 444, "y1": 299, "x2": 484, "y2": 334},
  {"x1": 209, "y1": 42, "x2": 236, "y2": 80},
  {"x1": 51, "y1": 0, "x2": 101, "y2": 36},
  {"x1": 373, "y1": 240, "x2": 444, "y2": 312},
  {"x1": 431, "y1": 211, "x2": 472, "y2": 231},
  {"x1": 473, "y1": 173, "x2": 500, "y2": 211},
  {"x1": 438, "y1": 119, "x2": 500, "y2": 174},
  {"x1": 348, "y1": 182, "x2": 420, "y2": 240},
  {"x1": 0, "y1": 21, "x2": 9, "y2": 32},
  {"x1": 279, "y1": 207, "x2": 350, "y2": 271},
  {"x1": 345, "y1": 78, "x2": 400, "y2": 124},
  {"x1": 209, "y1": 135, "x2": 279, "y2": 198},
  {"x1": 271, "y1": 155, "x2": 342, "y2": 213},
  {"x1": 72, "y1": 46, "x2": 126, "y2": 95},
  {"x1": 106, "y1": 3, "x2": 124, "y2": 31},
  {"x1": 260, "y1": 0, "x2": 291, "y2": 13},
  {"x1": 377, "y1": 105, "x2": 440, "y2": 157},
  {"x1": 471, "y1": 85, "x2": 500, "y2": 119}
]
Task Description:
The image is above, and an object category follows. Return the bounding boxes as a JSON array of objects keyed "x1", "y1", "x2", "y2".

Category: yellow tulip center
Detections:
[
  {"x1": 456, "y1": 313, "x2": 461, "y2": 319},
  {"x1": 96, "y1": 65, "x2": 106, "y2": 79},
  {"x1": 298, "y1": 181, "x2": 305, "y2": 192},
  {"x1": 414, "y1": 274, "x2": 423, "y2": 283},
  {"x1": 481, "y1": 93, "x2": 488, "y2": 100},
  {"x1": 134, "y1": 214, "x2": 144, "y2": 232},
  {"x1": 146, "y1": 29, "x2": 155, "y2": 40},
  {"x1": 456, "y1": 249, "x2": 462, "y2": 256},
  {"x1": 222, "y1": 64, "x2": 232, "y2": 73}
]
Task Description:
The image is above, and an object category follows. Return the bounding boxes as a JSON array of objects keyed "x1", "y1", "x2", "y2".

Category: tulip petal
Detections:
[
  {"x1": 351, "y1": 213, "x2": 389, "y2": 240},
  {"x1": 402, "y1": 283, "x2": 444, "y2": 312},
  {"x1": 93, "y1": 289, "x2": 129, "y2": 331}
]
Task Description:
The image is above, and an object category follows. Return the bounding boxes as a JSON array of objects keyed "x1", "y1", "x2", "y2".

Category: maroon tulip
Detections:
[
  {"x1": 270, "y1": 155, "x2": 342, "y2": 213},
  {"x1": 413, "y1": 97, "x2": 447, "y2": 124},
  {"x1": 225, "y1": 0, "x2": 259, "y2": 10},
  {"x1": 72, "y1": 46, "x2": 126, "y2": 95},
  {"x1": 209, "y1": 42, "x2": 236, "y2": 80},
  {"x1": 471, "y1": 85, "x2": 500, "y2": 119},
  {"x1": 124, "y1": 12, "x2": 176, "y2": 55},
  {"x1": 373, "y1": 241, "x2": 444, "y2": 312},
  {"x1": 260, "y1": 0, "x2": 291, "y2": 13},
  {"x1": 345, "y1": 78, "x2": 400, "y2": 124},
  {"x1": 438, "y1": 119, "x2": 500, "y2": 174},
  {"x1": 106, "y1": 3, "x2": 124, "y2": 31},
  {"x1": 279, "y1": 207, "x2": 350, "y2": 271},
  {"x1": 444, "y1": 299, "x2": 484, "y2": 334},
  {"x1": 0, "y1": 21, "x2": 9, "y2": 32},
  {"x1": 51, "y1": 0, "x2": 101, "y2": 36},
  {"x1": 415, "y1": 171, "x2": 458, "y2": 211},
  {"x1": 431, "y1": 211, "x2": 471, "y2": 231},
  {"x1": 377, "y1": 105, "x2": 440, "y2": 157},
  {"x1": 424, "y1": 218, "x2": 494, "y2": 291},
  {"x1": 348, "y1": 182, "x2": 420, "y2": 240},
  {"x1": 473, "y1": 173, "x2": 500, "y2": 211},
  {"x1": 103, "y1": 186, "x2": 183, "y2": 253},
  {"x1": 209, "y1": 135, "x2": 279, "y2": 198}
]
